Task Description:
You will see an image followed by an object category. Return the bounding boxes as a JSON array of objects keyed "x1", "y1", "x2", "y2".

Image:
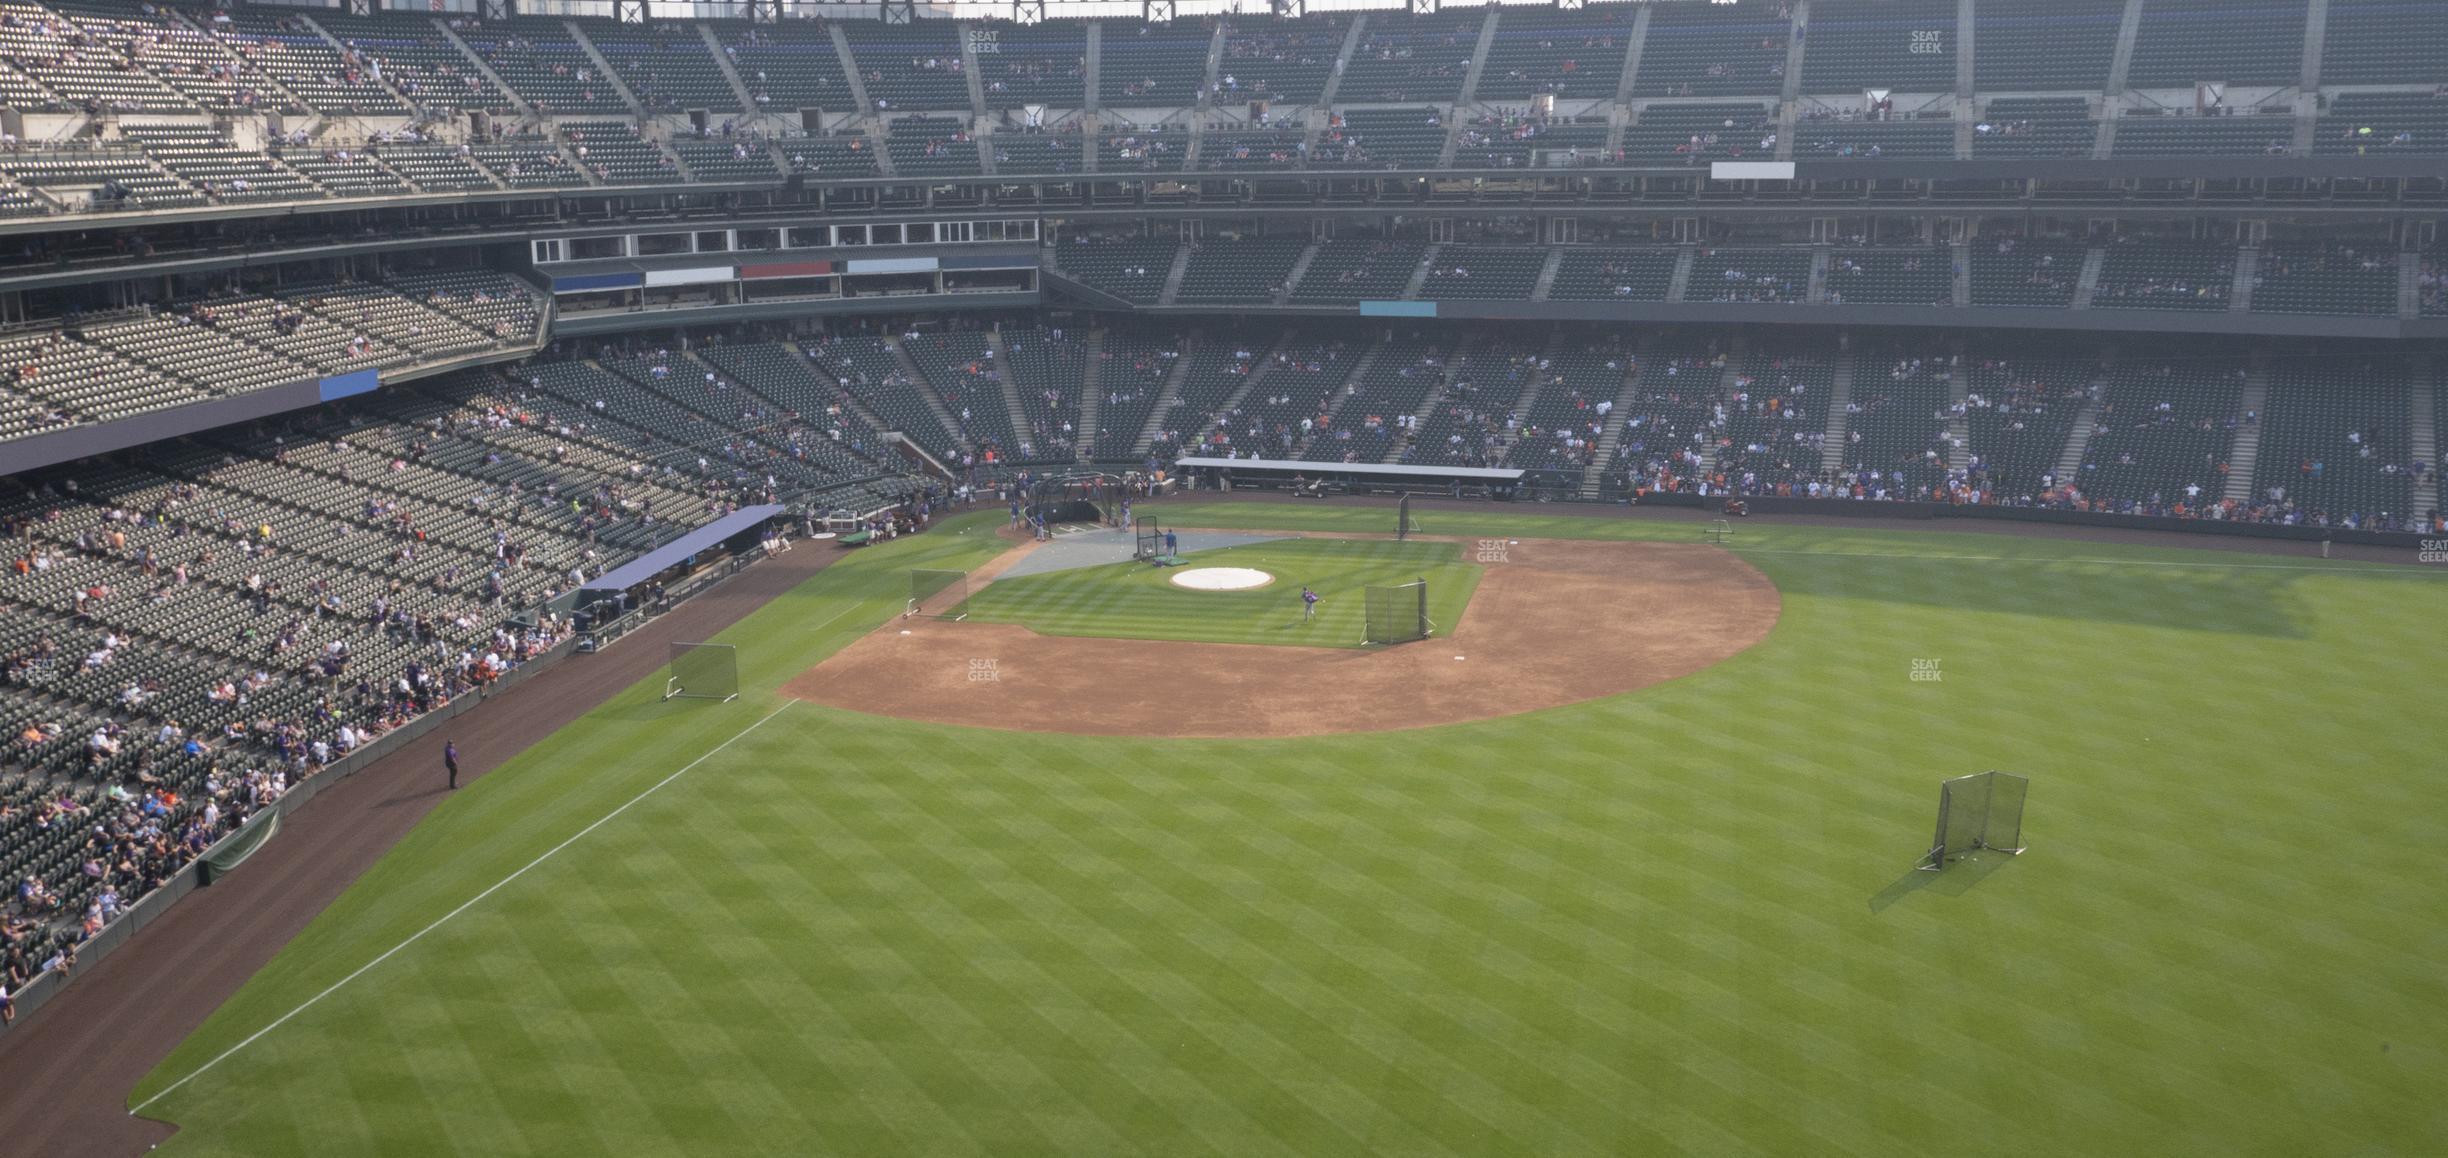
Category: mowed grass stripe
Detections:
[
  {"x1": 963, "y1": 537, "x2": 1479, "y2": 648},
  {"x1": 130, "y1": 508, "x2": 2448, "y2": 1155}
]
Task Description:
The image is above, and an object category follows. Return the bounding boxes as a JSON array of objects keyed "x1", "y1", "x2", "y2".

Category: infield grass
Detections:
[
  {"x1": 131, "y1": 505, "x2": 2448, "y2": 1156},
  {"x1": 962, "y1": 537, "x2": 1480, "y2": 647}
]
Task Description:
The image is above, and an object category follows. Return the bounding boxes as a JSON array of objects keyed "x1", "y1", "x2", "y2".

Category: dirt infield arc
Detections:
[{"x1": 786, "y1": 537, "x2": 1781, "y2": 737}]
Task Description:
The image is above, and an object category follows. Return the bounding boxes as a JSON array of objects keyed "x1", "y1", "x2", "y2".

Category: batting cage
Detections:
[
  {"x1": 663, "y1": 642, "x2": 739, "y2": 702},
  {"x1": 1920, "y1": 770, "x2": 2029, "y2": 870},
  {"x1": 906, "y1": 568, "x2": 972, "y2": 619},
  {"x1": 1361, "y1": 579, "x2": 1432, "y2": 644}
]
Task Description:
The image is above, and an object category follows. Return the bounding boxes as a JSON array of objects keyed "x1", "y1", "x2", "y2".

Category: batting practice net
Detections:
[
  {"x1": 1362, "y1": 579, "x2": 1432, "y2": 644},
  {"x1": 662, "y1": 642, "x2": 739, "y2": 703},
  {"x1": 1921, "y1": 770, "x2": 2028, "y2": 870},
  {"x1": 1396, "y1": 493, "x2": 1416, "y2": 541},
  {"x1": 906, "y1": 568, "x2": 971, "y2": 619},
  {"x1": 1133, "y1": 517, "x2": 1164, "y2": 561}
]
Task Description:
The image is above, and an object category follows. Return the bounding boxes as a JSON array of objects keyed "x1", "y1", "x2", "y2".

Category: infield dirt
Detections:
[{"x1": 785, "y1": 535, "x2": 1781, "y2": 737}]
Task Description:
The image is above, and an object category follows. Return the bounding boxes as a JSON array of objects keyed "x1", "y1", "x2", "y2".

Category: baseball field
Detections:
[{"x1": 126, "y1": 502, "x2": 2447, "y2": 1155}]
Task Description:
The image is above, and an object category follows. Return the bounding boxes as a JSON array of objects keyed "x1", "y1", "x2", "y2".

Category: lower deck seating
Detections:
[
  {"x1": 1961, "y1": 355, "x2": 2094, "y2": 495},
  {"x1": 2079, "y1": 361, "x2": 2247, "y2": 507},
  {"x1": 2250, "y1": 364, "x2": 2415, "y2": 524},
  {"x1": 1719, "y1": 340, "x2": 1835, "y2": 491},
  {"x1": 1092, "y1": 328, "x2": 1183, "y2": 457},
  {"x1": 1302, "y1": 334, "x2": 1457, "y2": 464},
  {"x1": 1202, "y1": 334, "x2": 1358, "y2": 457}
]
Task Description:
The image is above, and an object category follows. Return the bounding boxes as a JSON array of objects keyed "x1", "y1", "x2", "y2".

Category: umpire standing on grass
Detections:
[{"x1": 444, "y1": 740, "x2": 460, "y2": 790}]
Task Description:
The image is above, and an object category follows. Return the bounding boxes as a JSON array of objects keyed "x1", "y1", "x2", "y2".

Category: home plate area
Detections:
[{"x1": 785, "y1": 536, "x2": 1781, "y2": 738}]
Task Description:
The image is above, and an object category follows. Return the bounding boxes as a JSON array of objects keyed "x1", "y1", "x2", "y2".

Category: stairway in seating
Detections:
[
  {"x1": 1157, "y1": 243, "x2": 1194, "y2": 306},
  {"x1": 1581, "y1": 333, "x2": 1665, "y2": 498},
  {"x1": 1532, "y1": 248, "x2": 1566, "y2": 300},
  {"x1": 2072, "y1": 245, "x2": 2107, "y2": 308},
  {"x1": 2229, "y1": 247, "x2": 2259, "y2": 313},
  {"x1": 1183, "y1": 332, "x2": 1295, "y2": 451},
  {"x1": 885, "y1": 335, "x2": 972, "y2": 456},
  {"x1": 1274, "y1": 241, "x2": 1323, "y2": 305},
  {"x1": 982, "y1": 329, "x2": 1035, "y2": 458},
  {"x1": 2053, "y1": 375, "x2": 2109, "y2": 486},
  {"x1": 2406, "y1": 354, "x2": 2438, "y2": 521},
  {"x1": 1818, "y1": 349, "x2": 1857, "y2": 474},
  {"x1": 787, "y1": 343, "x2": 898, "y2": 438},
  {"x1": 1076, "y1": 329, "x2": 1103, "y2": 463},
  {"x1": 1287, "y1": 340, "x2": 1384, "y2": 459},
  {"x1": 2222, "y1": 359, "x2": 2272, "y2": 504},
  {"x1": 1383, "y1": 333, "x2": 1480, "y2": 463},
  {"x1": 1127, "y1": 341, "x2": 1200, "y2": 457},
  {"x1": 1457, "y1": 8, "x2": 1502, "y2": 106}
]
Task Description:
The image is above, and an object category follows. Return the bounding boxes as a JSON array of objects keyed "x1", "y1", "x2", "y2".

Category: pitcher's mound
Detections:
[
  {"x1": 1169, "y1": 566, "x2": 1275, "y2": 591},
  {"x1": 786, "y1": 537, "x2": 1779, "y2": 738}
]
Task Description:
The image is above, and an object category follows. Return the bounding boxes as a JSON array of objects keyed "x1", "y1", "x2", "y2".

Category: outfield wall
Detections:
[{"x1": 1155, "y1": 465, "x2": 2435, "y2": 550}]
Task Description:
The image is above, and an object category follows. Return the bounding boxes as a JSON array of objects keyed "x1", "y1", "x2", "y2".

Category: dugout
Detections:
[
  {"x1": 571, "y1": 503, "x2": 786, "y2": 630},
  {"x1": 1175, "y1": 457, "x2": 1525, "y2": 500}
]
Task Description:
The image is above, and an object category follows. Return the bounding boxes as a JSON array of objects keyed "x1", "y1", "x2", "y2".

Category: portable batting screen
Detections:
[
  {"x1": 1921, "y1": 770, "x2": 2028, "y2": 870},
  {"x1": 906, "y1": 568, "x2": 971, "y2": 619},
  {"x1": 662, "y1": 642, "x2": 738, "y2": 702},
  {"x1": 1362, "y1": 579, "x2": 1431, "y2": 644},
  {"x1": 1133, "y1": 517, "x2": 1164, "y2": 561},
  {"x1": 1396, "y1": 493, "x2": 1418, "y2": 541}
]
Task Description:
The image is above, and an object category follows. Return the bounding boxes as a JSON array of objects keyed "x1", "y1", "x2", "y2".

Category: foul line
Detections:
[
  {"x1": 1723, "y1": 546, "x2": 2443, "y2": 576},
  {"x1": 130, "y1": 699, "x2": 798, "y2": 1117}
]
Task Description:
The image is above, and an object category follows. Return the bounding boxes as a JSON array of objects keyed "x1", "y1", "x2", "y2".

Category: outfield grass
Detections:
[
  {"x1": 132, "y1": 507, "x2": 2448, "y2": 1156},
  {"x1": 962, "y1": 537, "x2": 1480, "y2": 648}
]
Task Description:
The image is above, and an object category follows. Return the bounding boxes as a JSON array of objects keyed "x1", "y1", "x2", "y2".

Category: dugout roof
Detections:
[
  {"x1": 579, "y1": 504, "x2": 787, "y2": 594},
  {"x1": 1175, "y1": 457, "x2": 1526, "y2": 482}
]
